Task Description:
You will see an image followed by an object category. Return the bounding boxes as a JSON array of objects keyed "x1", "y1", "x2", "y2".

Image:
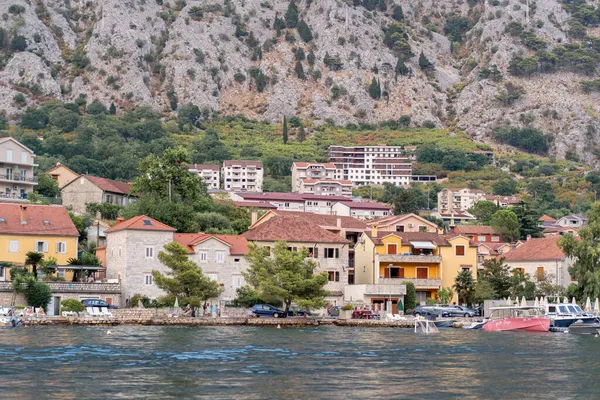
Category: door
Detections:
[{"x1": 53, "y1": 297, "x2": 61, "y2": 316}]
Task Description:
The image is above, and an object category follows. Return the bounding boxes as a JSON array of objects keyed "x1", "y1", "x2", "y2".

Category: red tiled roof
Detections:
[
  {"x1": 503, "y1": 236, "x2": 565, "y2": 261},
  {"x1": 454, "y1": 225, "x2": 498, "y2": 235},
  {"x1": 273, "y1": 211, "x2": 367, "y2": 230},
  {"x1": 84, "y1": 175, "x2": 133, "y2": 195},
  {"x1": 301, "y1": 178, "x2": 352, "y2": 185},
  {"x1": 223, "y1": 160, "x2": 263, "y2": 167},
  {"x1": 293, "y1": 162, "x2": 337, "y2": 169},
  {"x1": 0, "y1": 204, "x2": 79, "y2": 237},
  {"x1": 105, "y1": 215, "x2": 176, "y2": 233},
  {"x1": 244, "y1": 214, "x2": 348, "y2": 243},
  {"x1": 237, "y1": 192, "x2": 305, "y2": 202},
  {"x1": 45, "y1": 162, "x2": 77, "y2": 175},
  {"x1": 539, "y1": 215, "x2": 557, "y2": 222},
  {"x1": 174, "y1": 233, "x2": 249, "y2": 255},
  {"x1": 301, "y1": 194, "x2": 350, "y2": 201},
  {"x1": 335, "y1": 201, "x2": 391, "y2": 210},
  {"x1": 233, "y1": 201, "x2": 277, "y2": 209},
  {"x1": 188, "y1": 164, "x2": 219, "y2": 171}
]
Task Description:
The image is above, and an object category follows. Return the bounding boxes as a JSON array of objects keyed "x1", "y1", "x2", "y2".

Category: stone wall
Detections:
[{"x1": 0, "y1": 281, "x2": 122, "y2": 308}]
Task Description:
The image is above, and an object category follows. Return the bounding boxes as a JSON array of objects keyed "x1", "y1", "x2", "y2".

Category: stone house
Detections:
[
  {"x1": 244, "y1": 213, "x2": 351, "y2": 305},
  {"x1": 45, "y1": 162, "x2": 79, "y2": 189},
  {"x1": 61, "y1": 175, "x2": 136, "y2": 215}
]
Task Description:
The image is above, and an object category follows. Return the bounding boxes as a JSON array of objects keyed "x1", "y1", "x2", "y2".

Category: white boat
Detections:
[{"x1": 544, "y1": 303, "x2": 597, "y2": 328}]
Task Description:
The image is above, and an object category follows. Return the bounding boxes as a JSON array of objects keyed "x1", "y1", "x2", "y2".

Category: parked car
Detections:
[
  {"x1": 81, "y1": 299, "x2": 119, "y2": 309},
  {"x1": 412, "y1": 306, "x2": 450, "y2": 318},
  {"x1": 444, "y1": 305, "x2": 477, "y2": 318},
  {"x1": 252, "y1": 304, "x2": 286, "y2": 318},
  {"x1": 287, "y1": 307, "x2": 311, "y2": 317}
]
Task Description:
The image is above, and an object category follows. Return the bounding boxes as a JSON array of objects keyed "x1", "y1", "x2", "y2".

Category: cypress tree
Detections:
[
  {"x1": 109, "y1": 102, "x2": 116, "y2": 115},
  {"x1": 295, "y1": 61, "x2": 306, "y2": 80},
  {"x1": 378, "y1": 0, "x2": 387, "y2": 11},
  {"x1": 282, "y1": 116, "x2": 288, "y2": 144},
  {"x1": 285, "y1": 1, "x2": 299, "y2": 28},
  {"x1": 297, "y1": 20, "x2": 313, "y2": 42},
  {"x1": 368, "y1": 77, "x2": 380, "y2": 99},
  {"x1": 307, "y1": 50, "x2": 315, "y2": 66},
  {"x1": 295, "y1": 47, "x2": 305, "y2": 61},
  {"x1": 297, "y1": 125, "x2": 306, "y2": 142},
  {"x1": 395, "y1": 58, "x2": 410, "y2": 77},
  {"x1": 392, "y1": 5, "x2": 404, "y2": 21},
  {"x1": 419, "y1": 51, "x2": 433, "y2": 71}
]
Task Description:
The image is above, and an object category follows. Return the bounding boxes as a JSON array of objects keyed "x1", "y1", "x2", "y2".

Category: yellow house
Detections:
[
  {"x1": 354, "y1": 225, "x2": 477, "y2": 305},
  {"x1": 0, "y1": 204, "x2": 79, "y2": 280},
  {"x1": 45, "y1": 162, "x2": 79, "y2": 189}
]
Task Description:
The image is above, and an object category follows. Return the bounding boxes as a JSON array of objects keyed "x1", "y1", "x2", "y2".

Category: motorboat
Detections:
[
  {"x1": 482, "y1": 306, "x2": 549, "y2": 332},
  {"x1": 568, "y1": 320, "x2": 600, "y2": 335},
  {"x1": 462, "y1": 321, "x2": 486, "y2": 330},
  {"x1": 544, "y1": 303, "x2": 597, "y2": 327}
]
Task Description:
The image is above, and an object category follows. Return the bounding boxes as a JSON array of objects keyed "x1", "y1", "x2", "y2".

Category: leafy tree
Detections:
[
  {"x1": 559, "y1": 203, "x2": 600, "y2": 300},
  {"x1": 178, "y1": 103, "x2": 202, "y2": 128},
  {"x1": 491, "y1": 209, "x2": 521, "y2": 243},
  {"x1": 24, "y1": 282, "x2": 52, "y2": 312},
  {"x1": 35, "y1": 173, "x2": 60, "y2": 198},
  {"x1": 285, "y1": 1, "x2": 299, "y2": 28},
  {"x1": 282, "y1": 116, "x2": 288, "y2": 144},
  {"x1": 243, "y1": 241, "x2": 329, "y2": 313},
  {"x1": 492, "y1": 177, "x2": 518, "y2": 195},
  {"x1": 495, "y1": 82, "x2": 526, "y2": 105},
  {"x1": 512, "y1": 201, "x2": 543, "y2": 240},
  {"x1": 437, "y1": 287, "x2": 454, "y2": 304},
  {"x1": 20, "y1": 107, "x2": 49, "y2": 130},
  {"x1": 194, "y1": 212, "x2": 232, "y2": 232},
  {"x1": 472, "y1": 280, "x2": 496, "y2": 304},
  {"x1": 86, "y1": 202, "x2": 122, "y2": 220},
  {"x1": 493, "y1": 125, "x2": 551, "y2": 155},
  {"x1": 232, "y1": 285, "x2": 274, "y2": 307},
  {"x1": 86, "y1": 100, "x2": 107, "y2": 115},
  {"x1": 453, "y1": 270, "x2": 474, "y2": 305},
  {"x1": 153, "y1": 242, "x2": 222, "y2": 316},
  {"x1": 535, "y1": 271, "x2": 565, "y2": 298},
  {"x1": 109, "y1": 102, "x2": 117, "y2": 115},
  {"x1": 48, "y1": 107, "x2": 79, "y2": 133},
  {"x1": 509, "y1": 269, "x2": 536, "y2": 300},
  {"x1": 294, "y1": 60, "x2": 306, "y2": 80},
  {"x1": 478, "y1": 258, "x2": 512, "y2": 299},
  {"x1": 264, "y1": 156, "x2": 293, "y2": 178},
  {"x1": 444, "y1": 15, "x2": 472, "y2": 43},
  {"x1": 378, "y1": 0, "x2": 387, "y2": 11},
  {"x1": 61, "y1": 299, "x2": 86, "y2": 313},
  {"x1": 190, "y1": 129, "x2": 231, "y2": 163},
  {"x1": 468, "y1": 200, "x2": 498, "y2": 225},
  {"x1": 402, "y1": 281, "x2": 417, "y2": 311},
  {"x1": 383, "y1": 23, "x2": 413, "y2": 60},
  {"x1": 297, "y1": 20, "x2": 313, "y2": 42},
  {"x1": 25, "y1": 251, "x2": 44, "y2": 278}
]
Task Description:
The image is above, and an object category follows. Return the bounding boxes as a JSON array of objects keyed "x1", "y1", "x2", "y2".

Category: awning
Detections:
[{"x1": 410, "y1": 241, "x2": 436, "y2": 249}]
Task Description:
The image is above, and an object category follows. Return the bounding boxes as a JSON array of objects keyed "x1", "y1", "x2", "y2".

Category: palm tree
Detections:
[
  {"x1": 25, "y1": 251, "x2": 44, "y2": 279},
  {"x1": 453, "y1": 270, "x2": 475, "y2": 306},
  {"x1": 10, "y1": 267, "x2": 35, "y2": 306}
]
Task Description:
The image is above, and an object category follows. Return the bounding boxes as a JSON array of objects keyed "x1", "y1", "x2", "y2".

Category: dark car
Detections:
[
  {"x1": 412, "y1": 306, "x2": 450, "y2": 318},
  {"x1": 252, "y1": 304, "x2": 286, "y2": 318},
  {"x1": 81, "y1": 299, "x2": 119, "y2": 309},
  {"x1": 287, "y1": 307, "x2": 311, "y2": 317},
  {"x1": 474, "y1": 306, "x2": 484, "y2": 317},
  {"x1": 443, "y1": 305, "x2": 476, "y2": 318}
]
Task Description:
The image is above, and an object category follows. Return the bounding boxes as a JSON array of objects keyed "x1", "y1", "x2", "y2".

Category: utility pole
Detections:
[{"x1": 168, "y1": 178, "x2": 172, "y2": 202}]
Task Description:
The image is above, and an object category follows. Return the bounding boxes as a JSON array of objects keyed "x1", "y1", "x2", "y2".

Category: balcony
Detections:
[
  {"x1": 362, "y1": 284, "x2": 407, "y2": 296},
  {"x1": 0, "y1": 174, "x2": 38, "y2": 185},
  {"x1": 379, "y1": 278, "x2": 442, "y2": 289},
  {"x1": 378, "y1": 254, "x2": 442, "y2": 263}
]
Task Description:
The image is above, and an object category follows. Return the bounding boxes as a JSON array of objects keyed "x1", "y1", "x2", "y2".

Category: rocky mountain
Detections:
[{"x1": 2, "y1": 0, "x2": 600, "y2": 163}]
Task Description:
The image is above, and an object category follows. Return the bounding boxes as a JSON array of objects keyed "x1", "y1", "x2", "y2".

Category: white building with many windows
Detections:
[
  {"x1": 0, "y1": 137, "x2": 38, "y2": 201},
  {"x1": 328, "y1": 145, "x2": 413, "y2": 186},
  {"x1": 188, "y1": 164, "x2": 220, "y2": 190},
  {"x1": 222, "y1": 160, "x2": 263, "y2": 192}
]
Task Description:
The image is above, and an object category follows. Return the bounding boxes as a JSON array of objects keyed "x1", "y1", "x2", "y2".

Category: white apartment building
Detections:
[
  {"x1": 0, "y1": 137, "x2": 38, "y2": 202},
  {"x1": 222, "y1": 160, "x2": 263, "y2": 192},
  {"x1": 291, "y1": 162, "x2": 338, "y2": 191},
  {"x1": 299, "y1": 179, "x2": 353, "y2": 197},
  {"x1": 328, "y1": 145, "x2": 413, "y2": 186},
  {"x1": 188, "y1": 164, "x2": 220, "y2": 190},
  {"x1": 437, "y1": 188, "x2": 486, "y2": 214}
]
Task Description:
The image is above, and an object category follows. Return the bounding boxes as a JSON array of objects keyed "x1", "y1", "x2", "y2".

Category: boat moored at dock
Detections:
[{"x1": 482, "y1": 306, "x2": 549, "y2": 332}]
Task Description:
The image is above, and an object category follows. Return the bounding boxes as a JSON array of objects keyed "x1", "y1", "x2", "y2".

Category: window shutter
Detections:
[{"x1": 43, "y1": 242, "x2": 48, "y2": 253}]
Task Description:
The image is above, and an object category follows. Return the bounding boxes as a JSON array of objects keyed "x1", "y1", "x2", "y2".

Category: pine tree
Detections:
[
  {"x1": 297, "y1": 20, "x2": 313, "y2": 42},
  {"x1": 307, "y1": 50, "x2": 315, "y2": 66},
  {"x1": 392, "y1": 5, "x2": 404, "y2": 21},
  {"x1": 297, "y1": 125, "x2": 306, "y2": 142},
  {"x1": 109, "y1": 102, "x2": 116, "y2": 115},
  {"x1": 419, "y1": 51, "x2": 433, "y2": 71},
  {"x1": 395, "y1": 58, "x2": 410, "y2": 78},
  {"x1": 282, "y1": 116, "x2": 288, "y2": 144},
  {"x1": 368, "y1": 77, "x2": 380, "y2": 99},
  {"x1": 295, "y1": 47, "x2": 305, "y2": 61},
  {"x1": 285, "y1": 1, "x2": 299, "y2": 28},
  {"x1": 378, "y1": 0, "x2": 387, "y2": 11},
  {"x1": 295, "y1": 61, "x2": 306, "y2": 80}
]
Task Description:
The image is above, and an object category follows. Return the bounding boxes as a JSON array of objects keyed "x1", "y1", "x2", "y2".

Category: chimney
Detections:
[
  {"x1": 372, "y1": 224, "x2": 378, "y2": 238},
  {"x1": 251, "y1": 211, "x2": 258, "y2": 225},
  {"x1": 336, "y1": 216, "x2": 342, "y2": 228},
  {"x1": 115, "y1": 217, "x2": 125, "y2": 225},
  {"x1": 20, "y1": 205, "x2": 28, "y2": 225}
]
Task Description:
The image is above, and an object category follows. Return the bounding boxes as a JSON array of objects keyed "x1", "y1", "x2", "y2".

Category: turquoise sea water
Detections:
[{"x1": 0, "y1": 326, "x2": 598, "y2": 399}]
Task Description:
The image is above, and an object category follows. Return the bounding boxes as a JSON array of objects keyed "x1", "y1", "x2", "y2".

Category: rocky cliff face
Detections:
[{"x1": 1, "y1": 0, "x2": 600, "y2": 163}]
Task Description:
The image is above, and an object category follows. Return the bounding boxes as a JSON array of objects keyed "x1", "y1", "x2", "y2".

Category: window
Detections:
[
  {"x1": 513, "y1": 268, "x2": 525, "y2": 276},
  {"x1": 387, "y1": 244, "x2": 397, "y2": 254},
  {"x1": 455, "y1": 245, "x2": 465, "y2": 256},
  {"x1": 216, "y1": 251, "x2": 225, "y2": 263},
  {"x1": 199, "y1": 251, "x2": 208, "y2": 262},
  {"x1": 417, "y1": 267, "x2": 428, "y2": 279},
  {"x1": 308, "y1": 247, "x2": 318, "y2": 258},
  {"x1": 207, "y1": 273, "x2": 218, "y2": 282},
  {"x1": 234, "y1": 258, "x2": 240, "y2": 263},
  {"x1": 461, "y1": 265, "x2": 472, "y2": 273},
  {"x1": 491, "y1": 236, "x2": 500, "y2": 242},
  {"x1": 328, "y1": 271, "x2": 340, "y2": 282},
  {"x1": 21, "y1": 151, "x2": 28, "y2": 163},
  {"x1": 477, "y1": 236, "x2": 486, "y2": 242},
  {"x1": 324, "y1": 248, "x2": 339, "y2": 258},
  {"x1": 145, "y1": 247, "x2": 154, "y2": 259},
  {"x1": 0, "y1": 267, "x2": 4, "y2": 279},
  {"x1": 232, "y1": 275, "x2": 244, "y2": 289},
  {"x1": 395, "y1": 225, "x2": 405, "y2": 232},
  {"x1": 36, "y1": 241, "x2": 48, "y2": 253},
  {"x1": 9, "y1": 240, "x2": 18, "y2": 253},
  {"x1": 144, "y1": 274, "x2": 153, "y2": 285},
  {"x1": 418, "y1": 225, "x2": 428, "y2": 232},
  {"x1": 56, "y1": 242, "x2": 67, "y2": 254},
  {"x1": 386, "y1": 267, "x2": 404, "y2": 279},
  {"x1": 6, "y1": 149, "x2": 13, "y2": 162},
  {"x1": 537, "y1": 266, "x2": 545, "y2": 280}
]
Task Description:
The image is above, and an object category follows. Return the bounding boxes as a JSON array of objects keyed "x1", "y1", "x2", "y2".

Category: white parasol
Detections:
[
  {"x1": 594, "y1": 298, "x2": 600, "y2": 313},
  {"x1": 572, "y1": 297, "x2": 577, "y2": 305},
  {"x1": 563, "y1": 297, "x2": 568, "y2": 304},
  {"x1": 534, "y1": 297, "x2": 539, "y2": 308},
  {"x1": 521, "y1": 296, "x2": 527, "y2": 307},
  {"x1": 585, "y1": 297, "x2": 592, "y2": 312},
  {"x1": 174, "y1": 297, "x2": 179, "y2": 308},
  {"x1": 506, "y1": 297, "x2": 512, "y2": 306}
]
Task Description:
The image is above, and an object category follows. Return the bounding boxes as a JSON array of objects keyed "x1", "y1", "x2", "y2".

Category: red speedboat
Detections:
[{"x1": 482, "y1": 306, "x2": 550, "y2": 332}]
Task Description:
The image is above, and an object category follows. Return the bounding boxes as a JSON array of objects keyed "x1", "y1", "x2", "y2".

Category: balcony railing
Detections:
[
  {"x1": 378, "y1": 254, "x2": 442, "y2": 263},
  {"x1": 363, "y1": 284, "x2": 407, "y2": 295},
  {"x1": 0, "y1": 174, "x2": 37, "y2": 183},
  {"x1": 379, "y1": 278, "x2": 442, "y2": 288}
]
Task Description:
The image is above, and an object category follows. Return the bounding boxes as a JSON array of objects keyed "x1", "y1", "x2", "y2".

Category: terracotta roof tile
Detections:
[
  {"x1": 273, "y1": 211, "x2": 367, "y2": 230},
  {"x1": 188, "y1": 164, "x2": 219, "y2": 171},
  {"x1": 503, "y1": 236, "x2": 565, "y2": 261},
  {"x1": 454, "y1": 225, "x2": 498, "y2": 235},
  {"x1": 335, "y1": 201, "x2": 391, "y2": 210},
  {"x1": 293, "y1": 162, "x2": 337, "y2": 169},
  {"x1": 301, "y1": 178, "x2": 352, "y2": 185},
  {"x1": 0, "y1": 204, "x2": 79, "y2": 237},
  {"x1": 538, "y1": 215, "x2": 557, "y2": 222},
  {"x1": 366, "y1": 231, "x2": 450, "y2": 246},
  {"x1": 244, "y1": 214, "x2": 349, "y2": 243},
  {"x1": 174, "y1": 233, "x2": 249, "y2": 255},
  {"x1": 223, "y1": 160, "x2": 263, "y2": 167},
  {"x1": 105, "y1": 215, "x2": 176, "y2": 233},
  {"x1": 233, "y1": 201, "x2": 278, "y2": 209},
  {"x1": 84, "y1": 175, "x2": 133, "y2": 195}
]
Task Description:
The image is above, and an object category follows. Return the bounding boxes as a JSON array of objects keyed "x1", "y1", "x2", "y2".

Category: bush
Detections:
[
  {"x1": 8, "y1": 4, "x2": 26, "y2": 14},
  {"x1": 10, "y1": 35, "x2": 27, "y2": 52},
  {"x1": 25, "y1": 282, "x2": 52, "y2": 312},
  {"x1": 403, "y1": 281, "x2": 417, "y2": 311},
  {"x1": 493, "y1": 126, "x2": 551, "y2": 154},
  {"x1": 130, "y1": 293, "x2": 151, "y2": 308},
  {"x1": 61, "y1": 299, "x2": 85, "y2": 313}
]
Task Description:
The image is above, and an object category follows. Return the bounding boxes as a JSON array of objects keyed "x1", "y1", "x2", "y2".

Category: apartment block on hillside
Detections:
[
  {"x1": 222, "y1": 160, "x2": 263, "y2": 192},
  {"x1": 437, "y1": 188, "x2": 486, "y2": 214},
  {"x1": 0, "y1": 137, "x2": 38, "y2": 201},
  {"x1": 188, "y1": 164, "x2": 220, "y2": 189}
]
